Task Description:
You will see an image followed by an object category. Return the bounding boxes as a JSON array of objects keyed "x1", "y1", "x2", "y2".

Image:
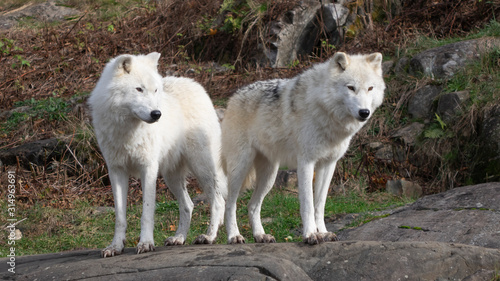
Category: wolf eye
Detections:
[
  {"x1": 368, "y1": 86, "x2": 374, "y2": 91},
  {"x1": 136, "y1": 87, "x2": 143, "y2": 93},
  {"x1": 155, "y1": 89, "x2": 158, "y2": 93},
  {"x1": 347, "y1": 86, "x2": 355, "y2": 91}
]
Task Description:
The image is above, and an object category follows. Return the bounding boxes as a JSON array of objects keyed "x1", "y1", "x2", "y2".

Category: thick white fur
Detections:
[
  {"x1": 89, "y1": 53, "x2": 227, "y2": 257},
  {"x1": 221, "y1": 52, "x2": 385, "y2": 244}
]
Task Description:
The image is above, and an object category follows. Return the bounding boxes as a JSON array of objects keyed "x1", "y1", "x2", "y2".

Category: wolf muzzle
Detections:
[
  {"x1": 151, "y1": 110, "x2": 162, "y2": 121},
  {"x1": 358, "y1": 109, "x2": 370, "y2": 121}
]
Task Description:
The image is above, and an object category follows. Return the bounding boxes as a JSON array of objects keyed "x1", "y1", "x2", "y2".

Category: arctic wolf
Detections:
[
  {"x1": 222, "y1": 52, "x2": 385, "y2": 244},
  {"x1": 88, "y1": 52, "x2": 227, "y2": 257}
]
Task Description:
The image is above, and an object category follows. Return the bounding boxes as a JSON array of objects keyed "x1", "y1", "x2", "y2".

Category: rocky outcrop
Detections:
[
  {"x1": 0, "y1": 138, "x2": 63, "y2": 168},
  {"x1": 2, "y1": 241, "x2": 500, "y2": 281},
  {"x1": 2, "y1": 183, "x2": 500, "y2": 280},
  {"x1": 265, "y1": 1, "x2": 350, "y2": 67},
  {"x1": 474, "y1": 105, "x2": 500, "y2": 182},
  {"x1": 337, "y1": 183, "x2": 500, "y2": 250},
  {"x1": 407, "y1": 84, "x2": 442, "y2": 120},
  {"x1": 0, "y1": 0, "x2": 80, "y2": 30},
  {"x1": 409, "y1": 37, "x2": 500, "y2": 79},
  {"x1": 387, "y1": 37, "x2": 500, "y2": 182}
]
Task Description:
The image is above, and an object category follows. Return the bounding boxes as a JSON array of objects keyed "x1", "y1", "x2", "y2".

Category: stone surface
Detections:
[
  {"x1": 474, "y1": 105, "x2": 500, "y2": 182},
  {"x1": 386, "y1": 179, "x2": 423, "y2": 198},
  {"x1": 391, "y1": 122, "x2": 425, "y2": 146},
  {"x1": 265, "y1": 1, "x2": 350, "y2": 67},
  {"x1": 338, "y1": 183, "x2": 500, "y2": 250},
  {"x1": 2, "y1": 241, "x2": 500, "y2": 281},
  {"x1": 2, "y1": 183, "x2": 500, "y2": 280},
  {"x1": 382, "y1": 60, "x2": 394, "y2": 75},
  {"x1": 0, "y1": 106, "x2": 31, "y2": 120},
  {"x1": 394, "y1": 56, "x2": 410, "y2": 73},
  {"x1": 0, "y1": 138, "x2": 63, "y2": 168},
  {"x1": 373, "y1": 144, "x2": 405, "y2": 162},
  {"x1": 409, "y1": 37, "x2": 500, "y2": 78},
  {"x1": 436, "y1": 90, "x2": 470, "y2": 123},
  {"x1": 408, "y1": 84, "x2": 442, "y2": 120},
  {"x1": 0, "y1": 0, "x2": 80, "y2": 30}
]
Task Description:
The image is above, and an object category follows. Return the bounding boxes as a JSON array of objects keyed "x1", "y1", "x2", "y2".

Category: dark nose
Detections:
[
  {"x1": 359, "y1": 109, "x2": 370, "y2": 120},
  {"x1": 150, "y1": 110, "x2": 161, "y2": 121}
]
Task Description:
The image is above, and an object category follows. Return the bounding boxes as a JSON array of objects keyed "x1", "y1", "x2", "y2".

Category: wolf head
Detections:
[
  {"x1": 90, "y1": 52, "x2": 164, "y2": 124},
  {"x1": 326, "y1": 52, "x2": 385, "y2": 122}
]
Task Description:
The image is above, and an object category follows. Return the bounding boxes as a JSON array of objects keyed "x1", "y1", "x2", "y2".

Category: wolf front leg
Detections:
[
  {"x1": 136, "y1": 165, "x2": 158, "y2": 254},
  {"x1": 313, "y1": 159, "x2": 338, "y2": 242},
  {"x1": 297, "y1": 159, "x2": 323, "y2": 245},
  {"x1": 102, "y1": 167, "x2": 129, "y2": 258}
]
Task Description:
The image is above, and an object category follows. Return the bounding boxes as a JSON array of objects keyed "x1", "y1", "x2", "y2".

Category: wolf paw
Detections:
[
  {"x1": 228, "y1": 235, "x2": 246, "y2": 244},
  {"x1": 136, "y1": 242, "x2": 155, "y2": 254},
  {"x1": 193, "y1": 234, "x2": 215, "y2": 244},
  {"x1": 164, "y1": 236, "x2": 186, "y2": 246},
  {"x1": 321, "y1": 232, "x2": 339, "y2": 242},
  {"x1": 101, "y1": 246, "x2": 124, "y2": 258},
  {"x1": 254, "y1": 234, "x2": 276, "y2": 243},
  {"x1": 303, "y1": 232, "x2": 338, "y2": 245}
]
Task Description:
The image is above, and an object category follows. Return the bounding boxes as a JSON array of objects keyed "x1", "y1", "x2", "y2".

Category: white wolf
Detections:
[
  {"x1": 221, "y1": 52, "x2": 385, "y2": 244},
  {"x1": 88, "y1": 52, "x2": 227, "y2": 257}
]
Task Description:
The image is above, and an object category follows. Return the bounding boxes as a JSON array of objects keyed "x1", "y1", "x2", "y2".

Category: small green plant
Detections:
[
  {"x1": 423, "y1": 114, "x2": 452, "y2": 139},
  {"x1": 0, "y1": 38, "x2": 29, "y2": 68},
  {"x1": 0, "y1": 38, "x2": 22, "y2": 55},
  {"x1": 106, "y1": 24, "x2": 115, "y2": 32},
  {"x1": 288, "y1": 59, "x2": 300, "y2": 68},
  {"x1": 218, "y1": 0, "x2": 267, "y2": 34},
  {"x1": 321, "y1": 39, "x2": 336, "y2": 55},
  {"x1": 11, "y1": 54, "x2": 31, "y2": 68},
  {"x1": 398, "y1": 225, "x2": 426, "y2": 231},
  {"x1": 221, "y1": 63, "x2": 235, "y2": 71},
  {"x1": 1, "y1": 96, "x2": 71, "y2": 133}
]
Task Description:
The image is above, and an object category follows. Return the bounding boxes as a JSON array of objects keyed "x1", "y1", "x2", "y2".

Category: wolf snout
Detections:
[
  {"x1": 150, "y1": 110, "x2": 162, "y2": 121},
  {"x1": 358, "y1": 109, "x2": 370, "y2": 121}
]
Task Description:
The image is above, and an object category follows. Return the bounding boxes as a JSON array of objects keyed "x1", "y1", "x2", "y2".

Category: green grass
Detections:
[
  {"x1": 444, "y1": 48, "x2": 500, "y2": 106},
  {"x1": 1, "y1": 96, "x2": 70, "y2": 134},
  {"x1": 0, "y1": 188, "x2": 413, "y2": 256}
]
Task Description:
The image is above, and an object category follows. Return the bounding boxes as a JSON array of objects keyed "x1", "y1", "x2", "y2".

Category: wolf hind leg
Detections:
[
  {"x1": 163, "y1": 166, "x2": 193, "y2": 246},
  {"x1": 249, "y1": 153, "x2": 279, "y2": 243},
  {"x1": 225, "y1": 148, "x2": 256, "y2": 244},
  {"x1": 102, "y1": 167, "x2": 129, "y2": 258},
  {"x1": 188, "y1": 149, "x2": 226, "y2": 244}
]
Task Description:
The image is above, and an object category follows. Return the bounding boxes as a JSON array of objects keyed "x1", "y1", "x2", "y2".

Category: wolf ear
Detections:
[
  {"x1": 115, "y1": 55, "x2": 133, "y2": 74},
  {"x1": 366, "y1": 52, "x2": 383, "y2": 68},
  {"x1": 331, "y1": 52, "x2": 350, "y2": 71},
  {"x1": 146, "y1": 52, "x2": 161, "y2": 67}
]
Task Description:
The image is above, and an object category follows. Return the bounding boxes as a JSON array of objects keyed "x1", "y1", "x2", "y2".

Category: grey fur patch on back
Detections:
[
  {"x1": 260, "y1": 80, "x2": 281, "y2": 104},
  {"x1": 237, "y1": 79, "x2": 281, "y2": 103},
  {"x1": 289, "y1": 78, "x2": 302, "y2": 112}
]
